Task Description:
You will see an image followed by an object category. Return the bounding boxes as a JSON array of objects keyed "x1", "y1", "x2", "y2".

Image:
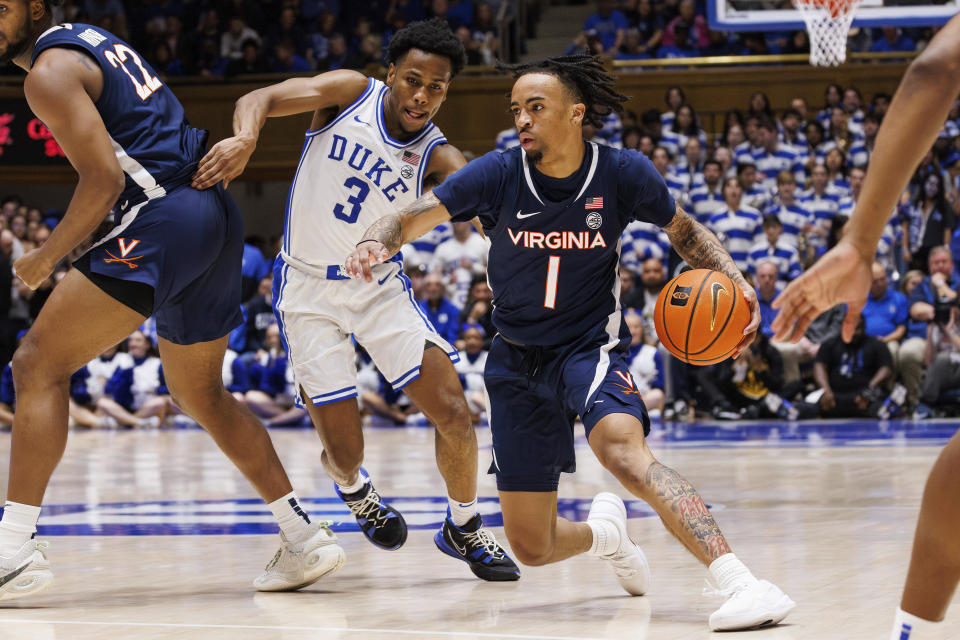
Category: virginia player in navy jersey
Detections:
[
  {"x1": 347, "y1": 54, "x2": 795, "y2": 630},
  {"x1": 0, "y1": 0, "x2": 344, "y2": 600}
]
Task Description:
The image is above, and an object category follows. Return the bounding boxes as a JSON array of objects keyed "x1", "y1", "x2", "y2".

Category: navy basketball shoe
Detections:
[
  {"x1": 434, "y1": 510, "x2": 520, "y2": 581},
  {"x1": 335, "y1": 468, "x2": 407, "y2": 550}
]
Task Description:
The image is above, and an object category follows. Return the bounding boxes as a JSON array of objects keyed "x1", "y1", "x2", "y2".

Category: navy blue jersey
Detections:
[
  {"x1": 31, "y1": 24, "x2": 208, "y2": 205},
  {"x1": 433, "y1": 143, "x2": 676, "y2": 346}
]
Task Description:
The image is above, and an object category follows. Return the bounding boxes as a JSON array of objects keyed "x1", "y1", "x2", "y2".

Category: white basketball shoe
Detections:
[
  {"x1": 0, "y1": 539, "x2": 54, "y2": 601},
  {"x1": 707, "y1": 578, "x2": 796, "y2": 631},
  {"x1": 587, "y1": 492, "x2": 651, "y2": 596},
  {"x1": 254, "y1": 521, "x2": 345, "y2": 592}
]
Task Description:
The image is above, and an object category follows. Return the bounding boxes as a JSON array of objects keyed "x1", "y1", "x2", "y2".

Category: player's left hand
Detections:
[
  {"x1": 191, "y1": 135, "x2": 256, "y2": 190},
  {"x1": 14, "y1": 248, "x2": 56, "y2": 290},
  {"x1": 345, "y1": 240, "x2": 389, "y2": 282},
  {"x1": 731, "y1": 282, "x2": 761, "y2": 360}
]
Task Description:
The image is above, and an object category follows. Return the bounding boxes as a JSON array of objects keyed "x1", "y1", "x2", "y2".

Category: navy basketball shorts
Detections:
[
  {"x1": 484, "y1": 327, "x2": 651, "y2": 493},
  {"x1": 75, "y1": 183, "x2": 244, "y2": 345}
]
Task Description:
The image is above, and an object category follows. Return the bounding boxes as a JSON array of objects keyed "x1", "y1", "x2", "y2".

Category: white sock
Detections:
[
  {"x1": 267, "y1": 492, "x2": 313, "y2": 542},
  {"x1": 709, "y1": 553, "x2": 759, "y2": 592},
  {"x1": 448, "y1": 497, "x2": 477, "y2": 527},
  {"x1": 336, "y1": 469, "x2": 369, "y2": 496},
  {"x1": 0, "y1": 501, "x2": 41, "y2": 558},
  {"x1": 891, "y1": 608, "x2": 945, "y2": 640},
  {"x1": 587, "y1": 519, "x2": 620, "y2": 557}
]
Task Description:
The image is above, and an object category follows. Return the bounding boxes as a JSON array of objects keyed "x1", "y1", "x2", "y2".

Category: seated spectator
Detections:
[
  {"x1": 619, "y1": 266, "x2": 644, "y2": 311},
  {"x1": 736, "y1": 163, "x2": 772, "y2": 213},
  {"x1": 747, "y1": 216, "x2": 802, "y2": 288},
  {"x1": 271, "y1": 38, "x2": 312, "y2": 73},
  {"x1": 226, "y1": 38, "x2": 269, "y2": 76},
  {"x1": 809, "y1": 316, "x2": 892, "y2": 418},
  {"x1": 230, "y1": 276, "x2": 275, "y2": 355},
  {"x1": 747, "y1": 117, "x2": 806, "y2": 193},
  {"x1": 194, "y1": 37, "x2": 228, "y2": 77},
  {"x1": 871, "y1": 26, "x2": 916, "y2": 53},
  {"x1": 766, "y1": 171, "x2": 813, "y2": 248},
  {"x1": 458, "y1": 275, "x2": 494, "y2": 347},
  {"x1": 345, "y1": 33, "x2": 384, "y2": 70},
  {"x1": 824, "y1": 147, "x2": 852, "y2": 197},
  {"x1": 754, "y1": 261, "x2": 778, "y2": 338},
  {"x1": 797, "y1": 164, "x2": 841, "y2": 255},
  {"x1": 323, "y1": 32, "x2": 349, "y2": 71},
  {"x1": 456, "y1": 25, "x2": 485, "y2": 66},
  {"x1": 149, "y1": 40, "x2": 184, "y2": 78},
  {"x1": 582, "y1": 0, "x2": 629, "y2": 56},
  {"x1": 900, "y1": 246, "x2": 958, "y2": 404},
  {"x1": 68, "y1": 343, "x2": 134, "y2": 429},
  {"x1": 429, "y1": 221, "x2": 488, "y2": 308},
  {"x1": 454, "y1": 324, "x2": 488, "y2": 422},
  {"x1": 697, "y1": 332, "x2": 794, "y2": 419},
  {"x1": 800, "y1": 120, "x2": 836, "y2": 168},
  {"x1": 863, "y1": 261, "x2": 908, "y2": 369},
  {"x1": 656, "y1": 22, "x2": 700, "y2": 59},
  {"x1": 244, "y1": 324, "x2": 307, "y2": 426},
  {"x1": 847, "y1": 115, "x2": 878, "y2": 169},
  {"x1": 616, "y1": 28, "x2": 652, "y2": 62},
  {"x1": 222, "y1": 348, "x2": 251, "y2": 402},
  {"x1": 689, "y1": 159, "x2": 725, "y2": 223},
  {"x1": 662, "y1": 0, "x2": 708, "y2": 49},
  {"x1": 916, "y1": 303, "x2": 960, "y2": 418},
  {"x1": 84, "y1": 0, "x2": 127, "y2": 39},
  {"x1": 902, "y1": 171, "x2": 954, "y2": 271},
  {"x1": 267, "y1": 6, "x2": 307, "y2": 56},
  {"x1": 624, "y1": 0, "x2": 663, "y2": 56},
  {"x1": 625, "y1": 310, "x2": 665, "y2": 414},
  {"x1": 702, "y1": 29, "x2": 737, "y2": 57},
  {"x1": 706, "y1": 177, "x2": 762, "y2": 272},
  {"x1": 778, "y1": 107, "x2": 807, "y2": 148},
  {"x1": 97, "y1": 331, "x2": 170, "y2": 428},
  {"x1": 419, "y1": 271, "x2": 462, "y2": 347},
  {"x1": 221, "y1": 15, "x2": 262, "y2": 60},
  {"x1": 650, "y1": 146, "x2": 690, "y2": 208},
  {"x1": 636, "y1": 257, "x2": 667, "y2": 340},
  {"x1": 659, "y1": 104, "x2": 707, "y2": 161}
]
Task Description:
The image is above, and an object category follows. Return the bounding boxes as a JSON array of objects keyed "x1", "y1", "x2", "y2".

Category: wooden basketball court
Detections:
[{"x1": 1, "y1": 422, "x2": 958, "y2": 639}]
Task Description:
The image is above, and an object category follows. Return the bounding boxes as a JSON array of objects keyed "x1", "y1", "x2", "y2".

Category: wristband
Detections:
[{"x1": 355, "y1": 239, "x2": 380, "y2": 248}]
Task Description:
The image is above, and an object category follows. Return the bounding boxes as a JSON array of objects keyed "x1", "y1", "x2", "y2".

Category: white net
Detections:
[{"x1": 793, "y1": 0, "x2": 862, "y2": 66}]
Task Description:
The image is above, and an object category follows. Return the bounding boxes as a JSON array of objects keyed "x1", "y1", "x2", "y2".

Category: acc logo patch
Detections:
[
  {"x1": 585, "y1": 212, "x2": 603, "y2": 229},
  {"x1": 400, "y1": 165, "x2": 415, "y2": 179},
  {"x1": 671, "y1": 285, "x2": 692, "y2": 306}
]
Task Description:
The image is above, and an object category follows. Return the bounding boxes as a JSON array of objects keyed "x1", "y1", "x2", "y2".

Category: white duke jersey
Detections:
[{"x1": 281, "y1": 78, "x2": 449, "y2": 269}]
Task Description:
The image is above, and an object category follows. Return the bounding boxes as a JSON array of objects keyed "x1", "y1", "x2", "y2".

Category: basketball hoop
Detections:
[{"x1": 793, "y1": 0, "x2": 862, "y2": 66}]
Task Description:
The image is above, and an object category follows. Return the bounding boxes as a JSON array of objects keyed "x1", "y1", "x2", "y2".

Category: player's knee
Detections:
[
  {"x1": 596, "y1": 442, "x2": 654, "y2": 491},
  {"x1": 432, "y1": 392, "x2": 473, "y2": 433},
  {"x1": 11, "y1": 337, "x2": 65, "y2": 387},
  {"x1": 505, "y1": 534, "x2": 553, "y2": 566},
  {"x1": 167, "y1": 378, "x2": 224, "y2": 416}
]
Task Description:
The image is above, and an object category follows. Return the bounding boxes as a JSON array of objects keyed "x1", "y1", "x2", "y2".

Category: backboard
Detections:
[{"x1": 707, "y1": 0, "x2": 959, "y2": 31}]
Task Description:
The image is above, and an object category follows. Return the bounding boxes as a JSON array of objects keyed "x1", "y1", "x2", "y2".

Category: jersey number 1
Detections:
[
  {"x1": 104, "y1": 44, "x2": 162, "y2": 101},
  {"x1": 544, "y1": 255, "x2": 560, "y2": 309}
]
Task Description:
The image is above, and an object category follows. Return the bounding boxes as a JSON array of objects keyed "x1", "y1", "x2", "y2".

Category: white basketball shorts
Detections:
[{"x1": 273, "y1": 256, "x2": 459, "y2": 406}]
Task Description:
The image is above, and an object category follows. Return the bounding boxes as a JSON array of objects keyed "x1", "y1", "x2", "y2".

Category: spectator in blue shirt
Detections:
[
  {"x1": 582, "y1": 0, "x2": 629, "y2": 55},
  {"x1": 419, "y1": 271, "x2": 462, "y2": 346},
  {"x1": 271, "y1": 39, "x2": 312, "y2": 73},
  {"x1": 871, "y1": 27, "x2": 916, "y2": 53},
  {"x1": 754, "y1": 261, "x2": 779, "y2": 338},
  {"x1": 863, "y1": 262, "x2": 909, "y2": 371}
]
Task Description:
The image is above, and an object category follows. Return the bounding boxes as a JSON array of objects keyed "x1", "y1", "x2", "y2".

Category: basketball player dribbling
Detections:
[
  {"x1": 191, "y1": 19, "x2": 519, "y2": 581},
  {"x1": 772, "y1": 15, "x2": 960, "y2": 640},
  {"x1": 0, "y1": 0, "x2": 342, "y2": 600},
  {"x1": 346, "y1": 54, "x2": 795, "y2": 631}
]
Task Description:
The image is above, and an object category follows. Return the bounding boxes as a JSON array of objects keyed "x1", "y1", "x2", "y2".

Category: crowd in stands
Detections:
[
  {"x1": 0, "y1": 0, "x2": 515, "y2": 78},
  {"x1": 569, "y1": 0, "x2": 939, "y2": 62}
]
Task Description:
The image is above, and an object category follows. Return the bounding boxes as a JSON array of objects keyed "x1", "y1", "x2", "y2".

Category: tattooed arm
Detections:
[
  {"x1": 344, "y1": 192, "x2": 453, "y2": 282},
  {"x1": 662, "y1": 205, "x2": 761, "y2": 357}
]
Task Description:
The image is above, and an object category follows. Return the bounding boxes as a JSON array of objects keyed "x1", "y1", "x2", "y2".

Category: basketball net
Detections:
[{"x1": 793, "y1": 0, "x2": 862, "y2": 66}]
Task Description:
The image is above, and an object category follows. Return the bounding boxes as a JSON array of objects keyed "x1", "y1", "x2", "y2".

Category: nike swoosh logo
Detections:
[
  {"x1": 0, "y1": 562, "x2": 28, "y2": 589},
  {"x1": 377, "y1": 271, "x2": 393, "y2": 286},
  {"x1": 354, "y1": 115, "x2": 369, "y2": 126},
  {"x1": 516, "y1": 210, "x2": 541, "y2": 219},
  {"x1": 447, "y1": 528, "x2": 468, "y2": 556}
]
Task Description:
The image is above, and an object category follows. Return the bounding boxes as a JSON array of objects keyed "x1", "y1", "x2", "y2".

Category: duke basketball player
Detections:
[
  {"x1": 192, "y1": 18, "x2": 519, "y2": 581},
  {"x1": 346, "y1": 54, "x2": 795, "y2": 631},
  {"x1": 0, "y1": 0, "x2": 340, "y2": 601}
]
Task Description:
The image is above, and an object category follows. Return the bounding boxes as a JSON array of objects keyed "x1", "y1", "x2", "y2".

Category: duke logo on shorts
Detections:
[{"x1": 273, "y1": 78, "x2": 457, "y2": 406}]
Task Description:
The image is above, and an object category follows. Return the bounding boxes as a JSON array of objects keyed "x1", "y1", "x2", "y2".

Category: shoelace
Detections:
[
  {"x1": 462, "y1": 527, "x2": 503, "y2": 558},
  {"x1": 346, "y1": 490, "x2": 390, "y2": 527}
]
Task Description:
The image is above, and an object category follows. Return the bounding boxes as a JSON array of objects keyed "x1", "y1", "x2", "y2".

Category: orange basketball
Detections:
[{"x1": 653, "y1": 269, "x2": 750, "y2": 366}]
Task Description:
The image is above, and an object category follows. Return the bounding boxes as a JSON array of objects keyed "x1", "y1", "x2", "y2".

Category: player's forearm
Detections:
[
  {"x1": 664, "y1": 212, "x2": 747, "y2": 289},
  {"x1": 43, "y1": 171, "x2": 124, "y2": 261},
  {"x1": 232, "y1": 90, "x2": 272, "y2": 144},
  {"x1": 359, "y1": 192, "x2": 451, "y2": 256},
  {"x1": 845, "y1": 16, "x2": 960, "y2": 259}
]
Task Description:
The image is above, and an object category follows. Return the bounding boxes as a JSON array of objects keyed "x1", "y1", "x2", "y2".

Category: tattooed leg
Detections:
[{"x1": 588, "y1": 413, "x2": 731, "y2": 566}]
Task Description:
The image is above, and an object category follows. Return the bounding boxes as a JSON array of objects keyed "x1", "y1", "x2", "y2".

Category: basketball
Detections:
[{"x1": 653, "y1": 269, "x2": 751, "y2": 366}]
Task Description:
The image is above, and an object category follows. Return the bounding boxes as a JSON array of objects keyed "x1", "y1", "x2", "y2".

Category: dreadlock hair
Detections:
[
  {"x1": 386, "y1": 18, "x2": 466, "y2": 78},
  {"x1": 496, "y1": 53, "x2": 629, "y2": 129}
]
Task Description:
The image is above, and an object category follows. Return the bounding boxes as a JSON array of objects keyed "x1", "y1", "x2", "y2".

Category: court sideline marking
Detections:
[{"x1": 0, "y1": 618, "x2": 604, "y2": 640}]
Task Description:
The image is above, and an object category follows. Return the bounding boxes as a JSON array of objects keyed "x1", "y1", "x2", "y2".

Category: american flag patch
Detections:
[
  {"x1": 585, "y1": 196, "x2": 603, "y2": 209},
  {"x1": 402, "y1": 150, "x2": 421, "y2": 166}
]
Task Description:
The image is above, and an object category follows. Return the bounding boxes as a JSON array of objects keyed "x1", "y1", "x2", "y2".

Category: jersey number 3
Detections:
[
  {"x1": 104, "y1": 44, "x2": 162, "y2": 101},
  {"x1": 333, "y1": 177, "x2": 370, "y2": 224}
]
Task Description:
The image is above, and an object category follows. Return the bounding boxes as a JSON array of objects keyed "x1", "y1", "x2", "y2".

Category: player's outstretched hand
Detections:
[
  {"x1": 191, "y1": 136, "x2": 256, "y2": 190},
  {"x1": 14, "y1": 248, "x2": 56, "y2": 290},
  {"x1": 345, "y1": 241, "x2": 389, "y2": 282},
  {"x1": 731, "y1": 282, "x2": 761, "y2": 359},
  {"x1": 771, "y1": 241, "x2": 871, "y2": 344}
]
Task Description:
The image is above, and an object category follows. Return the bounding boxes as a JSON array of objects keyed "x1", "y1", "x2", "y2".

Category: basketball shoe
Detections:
[
  {"x1": 707, "y1": 577, "x2": 795, "y2": 631},
  {"x1": 254, "y1": 521, "x2": 345, "y2": 592},
  {"x1": 587, "y1": 492, "x2": 651, "y2": 596},
  {"x1": 335, "y1": 468, "x2": 407, "y2": 550},
  {"x1": 434, "y1": 510, "x2": 521, "y2": 581},
  {"x1": 0, "y1": 539, "x2": 53, "y2": 601}
]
